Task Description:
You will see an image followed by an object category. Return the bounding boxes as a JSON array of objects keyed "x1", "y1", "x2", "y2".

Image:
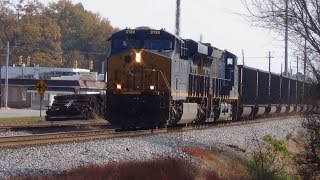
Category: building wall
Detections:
[
  {"x1": 1, "y1": 85, "x2": 31, "y2": 108},
  {"x1": 30, "y1": 93, "x2": 51, "y2": 110}
]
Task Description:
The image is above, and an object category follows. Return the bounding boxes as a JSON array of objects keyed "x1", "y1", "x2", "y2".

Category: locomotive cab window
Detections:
[
  {"x1": 227, "y1": 58, "x2": 234, "y2": 65},
  {"x1": 179, "y1": 41, "x2": 188, "y2": 60},
  {"x1": 144, "y1": 39, "x2": 173, "y2": 50},
  {"x1": 113, "y1": 39, "x2": 140, "y2": 49}
]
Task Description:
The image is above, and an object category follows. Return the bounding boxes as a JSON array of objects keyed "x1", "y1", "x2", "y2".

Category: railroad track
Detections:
[{"x1": 0, "y1": 115, "x2": 299, "y2": 148}]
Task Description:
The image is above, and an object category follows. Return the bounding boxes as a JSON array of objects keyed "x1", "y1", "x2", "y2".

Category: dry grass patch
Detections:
[
  {"x1": 182, "y1": 147, "x2": 247, "y2": 179},
  {"x1": 12, "y1": 157, "x2": 223, "y2": 180},
  {"x1": 0, "y1": 117, "x2": 45, "y2": 126}
]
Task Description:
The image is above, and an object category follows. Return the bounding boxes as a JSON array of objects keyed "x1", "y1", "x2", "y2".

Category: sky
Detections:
[{"x1": 40, "y1": 0, "x2": 298, "y2": 74}]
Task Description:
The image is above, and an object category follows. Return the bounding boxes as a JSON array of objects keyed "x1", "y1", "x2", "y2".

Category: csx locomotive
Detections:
[{"x1": 105, "y1": 26, "x2": 309, "y2": 128}]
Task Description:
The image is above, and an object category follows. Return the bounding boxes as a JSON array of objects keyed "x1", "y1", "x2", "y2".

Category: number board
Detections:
[
  {"x1": 125, "y1": 29, "x2": 135, "y2": 35},
  {"x1": 35, "y1": 80, "x2": 48, "y2": 95},
  {"x1": 150, "y1": 30, "x2": 161, "y2": 35},
  {"x1": 125, "y1": 29, "x2": 161, "y2": 35}
]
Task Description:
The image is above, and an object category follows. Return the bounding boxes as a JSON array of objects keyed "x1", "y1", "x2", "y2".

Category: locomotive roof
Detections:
[
  {"x1": 108, "y1": 27, "x2": 237, "y2": 60},
  {"x1": 108, "y1": 27, "x2": 182, "y2": 41}
]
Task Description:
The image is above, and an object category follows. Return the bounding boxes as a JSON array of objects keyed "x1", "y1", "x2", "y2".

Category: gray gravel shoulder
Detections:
[{"x1": 0, "y1": 116, "x2": 303, "y2": 178}]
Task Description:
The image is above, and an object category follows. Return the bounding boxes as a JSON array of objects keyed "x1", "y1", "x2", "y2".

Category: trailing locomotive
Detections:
[{"x1": 47, "y1": 27, "x2": 311, "y2": 126}]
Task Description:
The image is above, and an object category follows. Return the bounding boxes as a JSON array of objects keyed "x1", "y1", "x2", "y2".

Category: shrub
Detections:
[{"x1": 246, "y1": 134, "x2": 293, "y2": 180}]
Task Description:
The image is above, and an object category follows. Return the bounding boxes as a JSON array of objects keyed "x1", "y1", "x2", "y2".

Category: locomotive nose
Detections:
[{"x1": 127, "y1": 97, "x2": 142, "y2": 116}]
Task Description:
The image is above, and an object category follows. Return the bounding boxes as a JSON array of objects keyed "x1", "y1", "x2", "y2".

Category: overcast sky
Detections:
[{"x1": 40, "y1": 0, "x2": 297, "y2": 74}]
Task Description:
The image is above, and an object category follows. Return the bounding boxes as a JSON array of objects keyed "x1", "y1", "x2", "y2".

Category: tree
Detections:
[
  {"x1": 46, "y1": 0, "x2": 117, "y2": 70},
  {"x1": 0, "y1": 0, "x2": 63, "y2": 67},
  {"x1": 1, "y1": 0, "x2": 117, "y2": 69},
  {"x1": 242, "y1": 0, "x2": 320, "y2": 82}
]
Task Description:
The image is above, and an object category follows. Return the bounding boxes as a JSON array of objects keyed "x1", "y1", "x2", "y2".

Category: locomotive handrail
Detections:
[
  {"x1": 159, "y1": 70, "x2": 171, "y2": 91},
  {"x1": 144, "y1": 69, "x2": 171, "y2": 91}
]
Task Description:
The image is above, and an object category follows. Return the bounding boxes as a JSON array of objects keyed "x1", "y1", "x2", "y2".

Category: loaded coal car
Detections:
[
  {"x1": 45, "y1": 94, "x2": 105, "y2": 121},
  {"x1": 237, "y1": 65, "x2": 308, "y2": 119}
]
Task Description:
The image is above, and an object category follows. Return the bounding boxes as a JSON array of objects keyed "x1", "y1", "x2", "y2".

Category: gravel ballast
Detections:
[{"x1": 0, "y1": 116, "x2": 302, "y2": 178}]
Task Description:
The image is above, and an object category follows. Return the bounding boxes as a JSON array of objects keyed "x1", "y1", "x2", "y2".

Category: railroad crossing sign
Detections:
[{"x1": 35, "y1": 80, "x2": 48, "y2": 95}]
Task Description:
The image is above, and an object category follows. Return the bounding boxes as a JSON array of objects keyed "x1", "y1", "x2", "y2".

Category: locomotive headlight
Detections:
[
  {"x1": 135, "y1": 52, "x2": 141, "y2": 63},
  {"x1": 116, "y1": 84, "x2": 122, "y2": 90},
  {"x1": 150, "y1": 85, "x2": 156, "y2": 91}
]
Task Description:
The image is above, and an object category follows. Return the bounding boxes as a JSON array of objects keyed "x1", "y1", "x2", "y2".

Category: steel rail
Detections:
[{"x1": 0, "y1": 115, "x2": 300, "y2": 148}]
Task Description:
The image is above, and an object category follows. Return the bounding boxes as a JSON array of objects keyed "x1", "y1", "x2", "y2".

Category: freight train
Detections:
[
  {"x1": 46, "y1": 27, "x2": 311, "y2": 128},
  {"x1": 103, "y1": 27, "x2": 311, "y2": 128}
]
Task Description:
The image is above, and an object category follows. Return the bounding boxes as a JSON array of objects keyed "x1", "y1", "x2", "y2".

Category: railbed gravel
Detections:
[{"x1": 0, "y1": 116, "x2": 302, "y2": 178}]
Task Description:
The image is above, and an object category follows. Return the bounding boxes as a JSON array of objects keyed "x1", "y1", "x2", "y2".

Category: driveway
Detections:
[{"x1": 0, "y1": 108, "x2": 47, "y2": 118}]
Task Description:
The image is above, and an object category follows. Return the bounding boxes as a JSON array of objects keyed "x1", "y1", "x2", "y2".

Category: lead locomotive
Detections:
[{"x1": 105, "y1": 27, "x2": 238, "y2": 128}]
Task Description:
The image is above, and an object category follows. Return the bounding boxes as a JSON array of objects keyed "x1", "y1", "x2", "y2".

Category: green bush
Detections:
[{"x1": 247, "y1": 134, "x2": 293, "y2": 180}]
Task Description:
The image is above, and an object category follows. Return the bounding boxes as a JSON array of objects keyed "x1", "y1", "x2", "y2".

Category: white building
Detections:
[
  {"x1": 1, "y1": 65, "x2": 90, "y2": 80},
  {"x1": 0, "y1": 65, "x2": 106, "y2": 109}
]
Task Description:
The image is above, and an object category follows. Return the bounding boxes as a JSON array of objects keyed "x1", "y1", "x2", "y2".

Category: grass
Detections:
[
  {"x1": 12, "y1": 157, "x2": 223, "y2": 180},
  {"x1": 0, "y1": 117, "x2": 45, "y2": 126}
]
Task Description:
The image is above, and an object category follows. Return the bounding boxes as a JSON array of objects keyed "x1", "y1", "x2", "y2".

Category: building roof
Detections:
[{"x1": 1, "y1": 66, "x2": 90, "y2": 79}]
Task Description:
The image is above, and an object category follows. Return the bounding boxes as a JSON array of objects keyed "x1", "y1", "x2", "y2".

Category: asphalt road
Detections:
[{"x1": 0, "y1": 108, "x2": 47, "y2": 118}]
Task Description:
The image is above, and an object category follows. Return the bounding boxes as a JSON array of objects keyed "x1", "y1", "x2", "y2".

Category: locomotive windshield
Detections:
[
  {"x1": 144, "y1": 39, "x2": 173, "y2": 50},
  {"x1": 113, "y1": 39, "x2": 173, "y2": 50},
  {"x1": 113, "y1": 39, "x2": 140, "y2": 49}
]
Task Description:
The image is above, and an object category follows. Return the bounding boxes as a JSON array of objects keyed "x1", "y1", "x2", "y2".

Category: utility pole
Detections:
[
  {"x1": 284, "y1": 0, "x2": 289, "y2": 76},
  {"x1": 4, "y1": 41, "x2": 9, "y2": 108},
  {"x1": 290, "y1": 62, "x2": 292, "y2": 77},
  {"x1": 0, "y1": 44, "x2": 2, "y2": 108},
  {"x1": 242, "y1": 49, "x2": 245, "y2": 65},
  {"x1": 296, "y1": 56, "x2": 299, "y2": 79},
  {"x1": 175, "y1": 0, "x2": 181, "y2": 36},
  {"x1": 268, "y1": 51, "x2": 273, "y2": 72},
  {"x1": 303, "y1": 39, "x2": 307, "y2": 81},
  {"x1": 281, "y1": 63, "x2": 283, "y2": 75}
]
